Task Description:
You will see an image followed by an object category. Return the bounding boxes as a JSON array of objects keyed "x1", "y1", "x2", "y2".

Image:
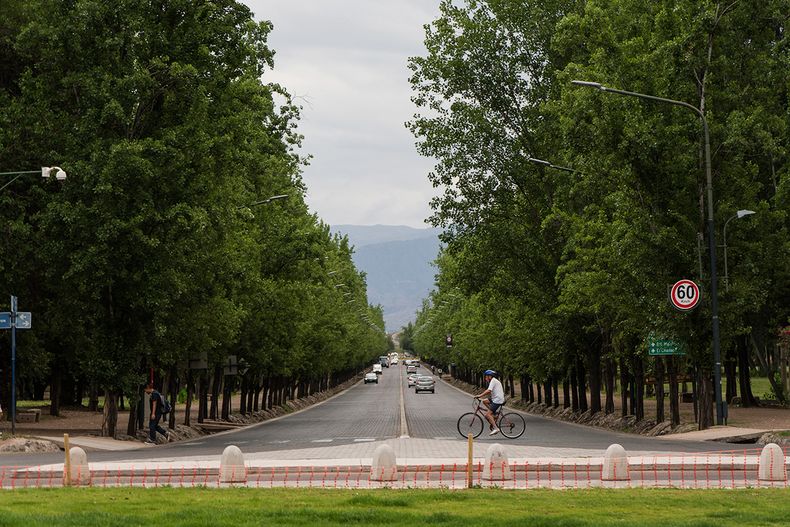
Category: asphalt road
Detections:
[{"x1": 0, "y1": 363, "x2": 743, "y2": 467}]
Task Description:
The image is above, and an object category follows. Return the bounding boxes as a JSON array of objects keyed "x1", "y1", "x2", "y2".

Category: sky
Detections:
[{"x1": 246, "y1": 1, "x2": 441, "y2": 229}]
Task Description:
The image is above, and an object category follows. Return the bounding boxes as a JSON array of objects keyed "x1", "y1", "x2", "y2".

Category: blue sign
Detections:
[
  {"x1": 0, "y1": 312, "x2": 10, "y2": 330},
  {"x1": 15, "y1": 312, "x2": 31, "y2": 329}
]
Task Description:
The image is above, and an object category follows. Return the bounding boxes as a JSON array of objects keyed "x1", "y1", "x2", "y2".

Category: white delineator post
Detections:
[
  {"x1": 758, "y1": 443, "x2": 787, "y2": 482},
  {"x1": 219, "y1": 445, "x2": 247, "y2": 483},
  {"x1": 482, "y1": 443, "x2": 511, "y2": 481},
  {"x1": 370, "y1": 444, "x2": 398, "y2": 481},
  {"x1": 601, "y1": 444, "x2": 630, "y2": 481},
  {"x1": 66, "y1": 446, "x2": 91, "y2": 486}
]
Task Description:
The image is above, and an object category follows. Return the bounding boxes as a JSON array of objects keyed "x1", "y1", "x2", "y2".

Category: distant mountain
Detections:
[
  {"x1": 333, "y1": 224, "x2": 442, "y2": 248},
  {"x1": 333, "y1": 225, "x2": 441, "y2": 332}
]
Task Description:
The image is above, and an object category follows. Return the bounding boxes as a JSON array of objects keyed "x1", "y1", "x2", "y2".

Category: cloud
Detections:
[{"x1": 245, "y1": 0, "x2": 440, "y2": 228}]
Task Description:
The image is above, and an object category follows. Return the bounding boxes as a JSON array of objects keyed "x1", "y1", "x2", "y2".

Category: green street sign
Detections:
[{"x1": 648, "y1": 336, "x2": 685, "y2": 356}]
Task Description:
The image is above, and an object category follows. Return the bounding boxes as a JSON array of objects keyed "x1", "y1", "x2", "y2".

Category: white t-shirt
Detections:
[{"x1": 488, "y1": 377, "x2": 505, "y2": 404}]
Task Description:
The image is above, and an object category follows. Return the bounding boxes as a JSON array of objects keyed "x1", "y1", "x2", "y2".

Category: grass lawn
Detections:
[{"x1": 0, "y1": 487, "x2": 788, "y2": 526}]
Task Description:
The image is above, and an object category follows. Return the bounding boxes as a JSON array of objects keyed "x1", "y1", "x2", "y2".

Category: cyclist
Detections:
[{"x1": 474, "y1": 369, "x2": 505, "y2": 435}]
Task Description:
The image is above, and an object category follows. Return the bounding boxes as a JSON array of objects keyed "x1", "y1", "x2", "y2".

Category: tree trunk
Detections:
[
  {"x1": 655, "y1": 357, "x2": 665, "y2": 423},
  {"x1": 588, "y1": 346, "x2": 602, "y2": 414},
  {"x1": 50, "y1": 368, "x2": 61, "y2": 417},
  {"x1": 101, "y1": 389, "x2": 118, "y2": 438},
  {"x1": 725, "y1": 346, "x2": 737, "y2": 403},
  {"x1": 126, "y1": 395, "x2": 139, "y2": 437},
  {"x1": 619, "y1": 357, "x2": 629, "y2": 417},
  {"x1": 604, "y1": 358, "x2": 615, "y2": 414},
  {"x1": 552, "y1": 377, "x2": 559, "y2": 408},
  {"x1": 697, "y1": 368, "x2": 714, "y2": 430},
  {"x1": 184, "y1": 369, "x2": 193, "y2": 427},
  {"x1": 576, "y1": 358, "x2": 588, "y2": 412},
  {"x1": 738, "y1": 335, "x2": 758, "y2": 406},
  {"x1": 210, "y1": 365, "x2": 222, "y2": 420},
  {"x1": 634, "y1": 356, "x2": 645, "y2": 421},
  {"x1": 570, "y1": 367, "x2": 579, "y2": 411},
  {"x1": 562, "y1": 375, "x2": 570, "y2": 409},
  {"x1": 168, "y1": 370, "x2": 177, "y2": 430},
  {"x1": 198, "y1": 372, "x2": 208, "y2": 423},
  {"x1": 239, "y1": 376, "x2": 248, "y2": 415},
  {"x1": 668, "y1": 357, "x2": 680, "y2": 426}
]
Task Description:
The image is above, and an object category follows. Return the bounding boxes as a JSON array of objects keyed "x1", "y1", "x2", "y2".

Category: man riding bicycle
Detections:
[{"x1": 474, "y1": 369, "x2": 505, "y2": 435}]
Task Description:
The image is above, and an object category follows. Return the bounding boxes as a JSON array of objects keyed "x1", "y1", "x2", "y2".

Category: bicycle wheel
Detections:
[
  {"x1": 497, "y1": 412, "x2": 526, "y2": 439},
  {"x1": 457, "y1": 412, "x2": 484, "y2": 438}
]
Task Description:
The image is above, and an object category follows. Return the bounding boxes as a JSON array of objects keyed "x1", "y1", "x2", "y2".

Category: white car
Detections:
[
  {"x1": 372, "y1": 363, "x2": 383, "y2": 374},
  {"x1": 364, "y1": 372, "x2": 378, "y2": 384}
]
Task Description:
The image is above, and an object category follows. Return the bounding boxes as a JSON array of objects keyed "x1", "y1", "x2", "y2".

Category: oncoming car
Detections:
[
  {"x1": 414, "y1": 375, "x2": 435, "y2": 394},
  {"x1": 364, "y1": 372, "x2": 378, "y2": 384},
  {"x1": 407, "y1": 373, "x2": 419, "y2": 387}
]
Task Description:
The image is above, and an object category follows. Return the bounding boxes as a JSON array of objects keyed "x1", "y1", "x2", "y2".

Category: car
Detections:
[
  {"x1": 407, "y1": 373, "x2": 419, "y2": 387},
  {"x1": 406, "y1": 365, "x2": 417, "y2": 374},
  {"x1": 415, "y1": 375, "x2": 435, "y2": 393},
  {"x1": 390, "y1": 357, "x2": 399, "y2": 365},
  {"x1": 379, "y1": 355, "x2": 390, "y2": 368},
  {"x1": 372, "y1": 363, "x2": 383, "y2": 374},
  {"x1": 364, "y1": 372, "x2": 378, "y2": 384}
]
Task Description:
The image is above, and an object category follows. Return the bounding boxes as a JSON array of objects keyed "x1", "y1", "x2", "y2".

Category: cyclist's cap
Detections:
[{"x1": 484, "y1": 369, "x2": 496, "y2": 376}]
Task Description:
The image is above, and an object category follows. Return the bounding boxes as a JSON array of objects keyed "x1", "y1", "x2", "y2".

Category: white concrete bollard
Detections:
[
  {"x1": 758, "y1": 443, "x2": 787, "y2": 482},
  {"x1": 482, "y1": 443, "x2": 511, "y2": 481},
  {"x1": 601, "y1": 444, "x2": 630, "y2": 481},
  {"x1": 219, "y1": 445, "x2": 247, "y2": 483},
  {"x1": 66, "y1": 446, "x2": 91, "y2": 486},
  {"x1": 370, "y1": 444, "x2": 398, "y2": 481}
]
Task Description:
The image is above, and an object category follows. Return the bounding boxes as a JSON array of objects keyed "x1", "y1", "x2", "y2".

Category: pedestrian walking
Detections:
[{"x1": 144, "y1": 383, "x2": 169, "y2": 444}]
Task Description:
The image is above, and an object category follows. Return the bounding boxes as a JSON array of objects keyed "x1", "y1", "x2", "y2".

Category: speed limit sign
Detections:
[{"x1": 669, "y1": 279, "x2": 701, "y2": 311}]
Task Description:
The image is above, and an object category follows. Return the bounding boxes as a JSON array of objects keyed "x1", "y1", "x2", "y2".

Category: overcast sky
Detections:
[{"x1": 246, "y1": 1, "x2": 441, "y2": 229}]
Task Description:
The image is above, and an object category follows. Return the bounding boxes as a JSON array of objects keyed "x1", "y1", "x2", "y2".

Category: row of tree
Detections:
[
  {"x1": 0, "y1": 0, "x2": 388, "y2": 436},
  {"x1": 404, "y1": 0, "x2": 789, "y2": 429}
]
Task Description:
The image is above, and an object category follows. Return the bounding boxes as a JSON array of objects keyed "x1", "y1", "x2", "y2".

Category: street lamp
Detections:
[
  {"x1": 0, "y1": 167, "x2": 67, "y2": 193},
  {"x1": 527, "y1": 157, "x2": 579, "y2": 174},
  {"x1": 723, "y1": 210, "x2": 756, "y2": 291},
  {"x1": 237, "y1": 194, "x2": 288, "y2": 211},
  {"x1": 572, "y1": 79, "x2": 724, "y2": 425}
]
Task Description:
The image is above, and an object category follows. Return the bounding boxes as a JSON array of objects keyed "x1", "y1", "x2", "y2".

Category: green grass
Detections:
[{"x1": 0, "y1": 488, "x2": 789, "y2": 526}]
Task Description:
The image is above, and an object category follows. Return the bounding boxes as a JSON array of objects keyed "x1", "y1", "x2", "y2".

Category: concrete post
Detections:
[
  {"x1": 482, "y1": 443, "x2": 511, "y2": 481},
  {"x1": 219, "y1": 445, "x2": 247, "y2": 483},
  {"x1": 758, "y1": 443, "x2": 787, "y2": 482},
  {"x1": 601, "y1": 444, "x2": 630, "y2": 481},
  {"x1": 370, "y1": 444, "x2": 398, "y2": 481},
  {"x1": 65, "y1": 446, "x2": 91, "y2": 486}
]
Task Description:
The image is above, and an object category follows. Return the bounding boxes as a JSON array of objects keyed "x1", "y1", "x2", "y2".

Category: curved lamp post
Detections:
[
  {"x1": 527, "y1": 157, "x2": 579, "y2": 174},
  {"x1": 572, "y1": 80, "x2": 724, "y2": 425},
  {"x1": 723, "y1": 210, "x2": 756, "y2": 291},
  {"x1": 1, "y1": 167, "x2": 67, "y2": 193}
]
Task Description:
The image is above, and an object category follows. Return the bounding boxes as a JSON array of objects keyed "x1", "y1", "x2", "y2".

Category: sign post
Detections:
[
  {"x1": 648, "y1": 335, "x2": 685, "y2": 356},
  {"x1": 2, "y1": 296, "x2": 32, "y2": 435}
]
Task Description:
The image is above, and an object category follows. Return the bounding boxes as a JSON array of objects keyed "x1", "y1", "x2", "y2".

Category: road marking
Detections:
[
  {"x1": 183, "y1": 441, "x2": 205, "y2": 446},
  {"x1": 312, "y1": 439, "x2": 333, "y2": 443},
  {"x1": 268, "y1": 440, "x2": 290, "y2": 444},
  {"x1": 433, "y1": 436, "x2": 456, "y2": 440},
  {"x1": 354, "y1": 438, "x2": 376, "y2": 442},
  {"x1": 399, "y1": 366, "x2": 410, "y2": 438}
]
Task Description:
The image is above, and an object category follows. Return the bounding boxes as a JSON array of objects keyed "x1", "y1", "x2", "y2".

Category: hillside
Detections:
[{"x1": 333, "y1": 225, "x2": 441, "y2": 331}]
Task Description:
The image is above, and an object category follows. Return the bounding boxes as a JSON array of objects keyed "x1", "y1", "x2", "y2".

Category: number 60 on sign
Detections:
[{"x1": 669, "y1": 279, "x2": 700, "y2": 311}]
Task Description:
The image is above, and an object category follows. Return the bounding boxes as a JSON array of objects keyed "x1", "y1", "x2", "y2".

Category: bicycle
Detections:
[{"x1": 457, "y1": 398, "x2": 526, "y2": 439}]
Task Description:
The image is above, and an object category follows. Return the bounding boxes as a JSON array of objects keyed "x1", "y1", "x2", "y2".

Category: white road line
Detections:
[
  {"x1": 268, "y1": 440, "x2": 290, "y2": 444},
  {"x1": 311, "y1": 439, "x2": 333, "y2": 443},
  {"x1": 354, "y1": 438, "x2": 376, "y2": 442},
  {"x1": 399, "y1": 365, "x2": 410, "y2": 438}
]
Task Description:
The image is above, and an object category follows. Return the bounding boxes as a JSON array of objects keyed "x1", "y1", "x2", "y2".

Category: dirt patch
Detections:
[{"x1": 0, "y1": 438, "x2": 61, "y2": 453}]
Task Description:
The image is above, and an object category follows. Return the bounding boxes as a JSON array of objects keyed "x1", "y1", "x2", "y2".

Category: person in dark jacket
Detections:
[{"x1": 144, "y1": 383, "x2": 169, "y2": 444}]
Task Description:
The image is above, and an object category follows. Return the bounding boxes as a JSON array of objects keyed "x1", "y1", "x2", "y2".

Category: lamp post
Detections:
[
  {"x1": 723, "y1": 210, "x2": 756, "y2": 291},
  {"x1": 0, "y1": 167, "x2": 67, "y2": 193},
  {"x1": 572, "y1": 80, "x2": 724, "y2": 425},
  {"x1": 527, "y1": 157, "x2": 579, "y2": 174},
  {"x1": 237, "y1": 194, "x2": 288, "y2": 212}
]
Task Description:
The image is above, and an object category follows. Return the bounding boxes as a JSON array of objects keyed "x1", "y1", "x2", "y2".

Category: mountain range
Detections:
[{"x1": 332, "y1": 225, "x2": 442, "y2": 332}]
